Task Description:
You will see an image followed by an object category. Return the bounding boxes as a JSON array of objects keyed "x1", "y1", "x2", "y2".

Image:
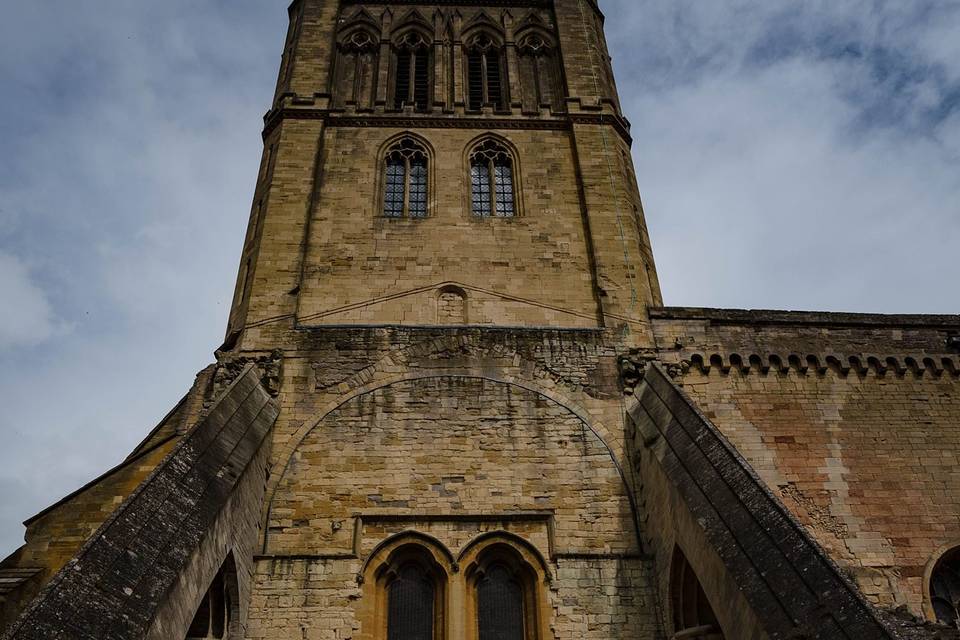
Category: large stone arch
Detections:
[{"x1": 261, "y1": 371, "x2": 639, "y2": 555}]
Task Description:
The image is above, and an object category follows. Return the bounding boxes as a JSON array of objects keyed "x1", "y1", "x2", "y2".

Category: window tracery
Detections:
[
  {"x1": 393, "y1": 30, "x2": 432, "y2": 111},
  {"x1": 465, "y1": 33, "x2": 505, "y2": 110},
  {"x1": 470, "y1": 140, "x2": 515, "y2": 217},
  {"x1": 334, "y1": 28, "x2": 379, "y2": 108},
  {"x1": 382, "y1": 137, "x2": 429, "y2": 218},
  {"x1": 517, "y1": 32, "x2": 562, "y2": 112}
]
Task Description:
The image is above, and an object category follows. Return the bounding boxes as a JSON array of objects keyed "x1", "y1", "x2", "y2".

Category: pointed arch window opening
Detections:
[
  {"x1": 931, "y1": 548, "x2": 960, "y2": 628},
  {"x1": 466, "y1": 33, "x2": 505, "y2": 110},
  {"x1": 517, "y1": 33, "x2": 560, "y2": 110},
  {"x1": 336, "y1": 29, "x2": 379, "y2": 108},
  {"x1": 383, "y1": 138, "x2": 429, "y2": 218},
  {"x1": 470, "y1": 140, "x2": 515, "y2": 217},
  {"x1": 393, "y1": 31, "x2": 432, "y2": 111}
]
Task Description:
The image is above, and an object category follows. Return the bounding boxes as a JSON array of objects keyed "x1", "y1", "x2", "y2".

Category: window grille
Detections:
[
  {"x1": 477, "y1": 564, "x2": 524, "y2": 640},
  {"x1": 383, "y1": 138, "x2": 429, "y2": 218},
  {"x1": 470, "y1": 140, "x2": 515, "y2": 217},
  {"x1": 466, "y1": 33, "x2": 504, "y2": 109},
  {"x1": 388, "y1": 564, "x2": 435, "y2": 640}
]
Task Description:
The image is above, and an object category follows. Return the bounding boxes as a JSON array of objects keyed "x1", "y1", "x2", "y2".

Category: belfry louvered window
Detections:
[
  {"x1": 931, "y1": 548, "x2": 960, "y2": 627},
  {"x1": 470, "y1": 140, "x2": 515, "y2": 217},
  {"x1": 477, "y1": 564, "x2": 524, "y2": 640},
  {"x1": 466, "y1": 33, "x2": 504, "y2": 110},
  {"x1": 383, "y1": 138, "x2": 429, "y2": 218},
  {"x1": 387, "y1": 563, "x2": 435, "y2": 640},
  {"x1": 393, "y1": 31, "x2": 431, "y2": 111}
]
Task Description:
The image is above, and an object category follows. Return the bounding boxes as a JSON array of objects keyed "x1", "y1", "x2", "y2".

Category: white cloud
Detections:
[
  {"x1": 604, "y1": 0, "x2": 960, "y2": 313},
  {"x1": 0, "y1": 252, "x2": 64, "y2": 349}
]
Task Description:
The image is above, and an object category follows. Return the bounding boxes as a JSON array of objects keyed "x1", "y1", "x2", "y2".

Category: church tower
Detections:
[
  {"x1": 220, "y1": 1, "x2": 667, "y2": 636},
  {"x1": 5, "y1": 1, "x2": 947, "y2": 639},
  {"x1": 225, "y1": 0, "x2": 661, "y2": 345}
]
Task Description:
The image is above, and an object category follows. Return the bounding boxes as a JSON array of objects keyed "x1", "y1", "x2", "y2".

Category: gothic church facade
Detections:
[{"x1": 2, "y1": 1, "x2": 959, "y2": 639}]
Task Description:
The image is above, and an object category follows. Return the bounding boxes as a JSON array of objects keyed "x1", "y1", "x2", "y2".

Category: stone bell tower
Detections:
[
  {"x1": 215, "y1": 1, "x2": 669, "y2": 637},
  {"x1": 225, "y1": 0, "x2": 662, "y2": 348}
]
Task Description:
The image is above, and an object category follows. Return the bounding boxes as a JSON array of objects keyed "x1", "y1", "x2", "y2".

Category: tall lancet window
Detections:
[
  {"x1": 465, "y1": 33, "x2": 505, "y2": 110},
  {"x1": 517, "y1": 32, "x2": 562, "y2": 112},
  {"x1": 334, "y1": 29, "x2": 379, "y2": 108},
  {"x1": 383, "y1": 137, "x2": 429, "y2": 218},
  {"x1": 470, "y1": 140, "x2": 515, "y2": 217},
  {"x1": 387, "y1": 563, "x2": 435, "y2": 640},
  {"x1": 393, "y1": 31, "x2": 432, "y2": 111}
]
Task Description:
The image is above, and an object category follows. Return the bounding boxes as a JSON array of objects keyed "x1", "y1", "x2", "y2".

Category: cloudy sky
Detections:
[{"x1": 0, "y1": 0, "x2": 957, "y2": 557}]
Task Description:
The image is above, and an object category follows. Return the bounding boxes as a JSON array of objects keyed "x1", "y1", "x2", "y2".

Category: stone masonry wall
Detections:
[
  {"x1": 242, "y1": 326, "x2": 663, "y2": 639},
  {"x1": 651, "y1": 309, "x2": 960, "y2": 618},
  {"x1": 299, "y1": 126, "x2": 601, "y2": 328}
]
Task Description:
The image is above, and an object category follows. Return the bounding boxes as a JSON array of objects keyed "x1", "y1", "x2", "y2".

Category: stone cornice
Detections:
[
  {"x1": 650, "y1": 306, "x2": 960, "y2": 329},
  {"x1": 262, "y1": 107, "x2": 632, "y2": 144}
]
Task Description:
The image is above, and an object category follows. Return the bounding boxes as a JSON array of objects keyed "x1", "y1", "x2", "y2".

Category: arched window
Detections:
[
  {"x1": 335, "y1": 29, "x2": 379, "y2": 109},
  {"x1": 477, "y1": 564, "x2": 525, "y2": 640},
  {"x1": 517, "y1": 32, "x2": 562, "y2": 112},
  {"x1": 388, "y1": 562, "x2": 436, "y2": 640},
  {"x1": 670, "y1": 547, "x2": 725, "y2": 639},
  {"x1": 393, "y1": 31, "x2": 432, "y2": 111},
  {"x1": 186, "y1": 556, "x2": 240, "y2": 640},
  {"x1": 383, "y1": 137, "x2": 429, "y2": 218},
  {"x1": 464, "y1": 540, "x2": 543, "y2": 640},
  {"x1": 470, "y1": 140, "x2": 515, "y2": 217},
  {"x1": 366, "y1": 541, "x2": 448, "y2": 640},
  {"x1": 465, "y1": 33, "x2": 505, "y2": 110},
  {"x1": 930, "y1": 547, "x2": 960, "y2": 626}
]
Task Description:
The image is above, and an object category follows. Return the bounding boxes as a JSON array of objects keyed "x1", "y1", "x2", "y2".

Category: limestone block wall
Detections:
[
  {"x1": 243, "y1": 326, "x2": 663, "y2": 639},
  {"x1": 651, "y1": 308, "x2": 960, "y2": 617},
  {"x1": 298, "y1": 126, "x2": 601, "y2": 328}
]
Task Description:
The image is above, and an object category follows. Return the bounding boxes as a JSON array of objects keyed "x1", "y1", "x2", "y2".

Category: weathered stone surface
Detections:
[
  {"x1": 5, "y1": 1, "x2": 959, "y2": 638},
  {"x1": 2, "y1": 366, "x2": 279, "y2": 639},
  {"x1": 629, "y1": 363, "x2": 897, "y2": 639}
]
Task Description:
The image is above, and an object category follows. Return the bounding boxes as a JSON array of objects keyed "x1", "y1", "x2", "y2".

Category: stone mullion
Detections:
[
  {"x1": 432, "y1": 41, "x2": 446, "y2": 110},
  {"x1": 451, "y1": 26, "x2": 465, "y2": 109},
  {"x1": 505, "y1": 44, "x2": 522, "y2": 110},
  {"x1": 375, "y1": 41, "x2": 391, "y2": 107}
]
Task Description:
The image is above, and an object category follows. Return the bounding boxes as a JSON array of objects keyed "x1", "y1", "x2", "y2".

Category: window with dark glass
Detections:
[
  {"x1": 393, "y1": 31, "x2": 431, "y2": 111},
  {"x1": 931, "y1": 548, "x2": 960, "y2": 627},
  {"x1": 383, "y1": 138, "x2": 429, "y2": 218},
  {"x1": 470, "y1": 140, "x2": 514, "y2": 217},
  {"x1": 465, "y1": 33, "x2": 504, "y2": 110},
  {"x1": 388, "y1": 563, "x2": 435, "y2": 640},
  {"x1": 477, "y1": 564, "x2": 524, "y2": 640}
]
